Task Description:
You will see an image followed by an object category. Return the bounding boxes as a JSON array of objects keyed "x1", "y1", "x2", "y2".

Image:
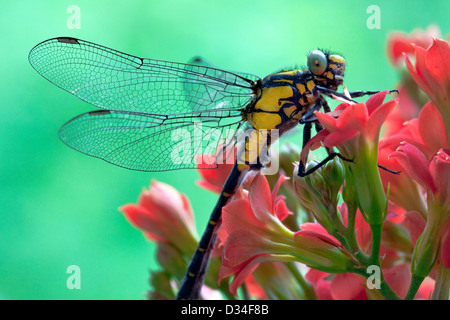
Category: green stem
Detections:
[
  {"x1": 344, "y1": 203, "x2": 370, "y2": 264},
  {"x1": 404, "y1": 274, "x2": 425, "y2": 300},
  {"x1": 240, "y1": 282, "x2": 251, "y2": 300},
  {"x1": 379, "y1": 279, "x2": 401, "y2": 300},
  {"x1": 369, "y1": 223, "x2": 383, "y2": 266},
  {"x1": 286, "y1": 262, "x2": 317, "y2": 300}
]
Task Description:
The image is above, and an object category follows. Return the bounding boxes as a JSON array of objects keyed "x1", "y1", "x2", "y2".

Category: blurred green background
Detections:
[{"x1": 1, "y1": 0, "x2": 449, "y2": 299}]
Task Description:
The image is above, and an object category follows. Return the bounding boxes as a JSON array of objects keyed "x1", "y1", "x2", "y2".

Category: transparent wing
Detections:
[
  {"x1": 186, "y1": 56, "x2": 260, "y2": 83},
  {"x1": 59, "y1": 109, "x2": 243, "y2": 172},
  {"x1": 29, "y1": 37, "x2": 257, "y2": 115}
]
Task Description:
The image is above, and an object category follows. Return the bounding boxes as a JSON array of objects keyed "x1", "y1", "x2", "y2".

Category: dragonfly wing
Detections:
[
  {"x1": 59, "y1": 110, "x2": 242, "y2": 172},
  {"x1": 187, "y1": 56, "x2": 260, "y2": 83},
  {"x1": 29, "y1": 37, "x2": 256, "y2": 115}
]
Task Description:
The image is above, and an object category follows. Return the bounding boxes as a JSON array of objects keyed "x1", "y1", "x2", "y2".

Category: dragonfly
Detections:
[{"x1": 29, "y1": 37, "x2": 391, "y2": 299}]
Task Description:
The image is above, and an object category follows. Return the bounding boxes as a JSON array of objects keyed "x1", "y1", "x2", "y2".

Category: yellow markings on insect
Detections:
[
  {"x1": 276, "y1": 70, "x2": 297, "y2": 77},
  {"x1": 249, "y1": 85, "x2": 293, "y2": 130},
  {"x1": 249, "y1": 113, "x2": 281, "y2": 130},
  {"x1": 238, "y1": 129, "x2": 269, "y2": 165},
  {"x1": 254, "y1": 86, "x2": 293, "y2": 112},
  {"x1": 325, "y1": 71, "x2": 334, "y2": 80},
  {"x1": 189, "y1": 272, "x2": 196, "y2": 277},
  {"x1": 273, "y1": 78, "x2": 293, "y2": 84},
  {"x1": 209, "y1": 220, "x2": 217, "y2": 225},
  {"x1": 329, "y1": 64, "x2": 339, "y2": 69},
  {"x1": 306, "y1": 80, "x2": 315, "y2": 92},
  {"x1": 296, "y1": 83, "x2": 306, "y2": 95},
  {"x1": 329, "y1": 55, "x2": 345, "y2": 64},
  {"x1": 222, "y1": 192, "x2": 231, "y2": 197},
  {"x1": 283, "y1": 105, "x2": 297, "y2": 118},
  {"x1": 198, "y1": 247, "x2": 206, "y2": 252}
]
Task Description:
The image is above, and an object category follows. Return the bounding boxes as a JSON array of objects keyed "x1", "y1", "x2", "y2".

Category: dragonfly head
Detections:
[{"x1": 307, "y1": 49, "x2": 345, "y2": 90}]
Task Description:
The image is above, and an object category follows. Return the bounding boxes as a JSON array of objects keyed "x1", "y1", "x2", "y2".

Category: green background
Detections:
[{"x1": 1, "y1": 0, "x2": 448, "y2": 299}]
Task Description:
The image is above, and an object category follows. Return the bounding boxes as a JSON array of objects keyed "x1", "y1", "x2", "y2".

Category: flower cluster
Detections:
[{"x1": 120, "y1": 27, "x2": 450, "y2": 300}]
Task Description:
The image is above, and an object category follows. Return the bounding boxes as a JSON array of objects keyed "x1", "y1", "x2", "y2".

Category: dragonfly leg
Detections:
[
  {"x1": 298, "y1": 149, "x2": 354, "y2": 177},
  {"x1": 314, "y1": 85, "x2": 357, "y2": 103},
  {"x1": 297, "y1": 98, "x2": 354, "y2": 177},
  {"x1": 348, "y1": 89, "x2": 399, "y2": 98},
  {"x1": 299, "y1": 98, "x2": 324, "y2": 125}
]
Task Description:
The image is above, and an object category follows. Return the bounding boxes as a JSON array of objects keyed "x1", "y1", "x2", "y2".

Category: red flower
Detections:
[
  {"x1": 378, "y1": 102, "x2": 447, "y2": 215},
  {"x1": 390, "y1": 144, "x2": 450, "y2": 200},
  {"x1": 405, "y1": 38, "x2": 450, "y2": 139},
  {"x1": 120, "y1": 180, "x2": 198, "y2": 255},
  {"x1": 382, "y1": 84, "x2": 422, "y2": 138},
  {"x1": 217, "y1": 174, "x2": 294, "y2": 295},
  {"x1": 218, "y1": 173, "x2": 353, "y2": 296},
  {"x1": 294, "y1": 223, "x2": 341, "y2": 250},
  {"x1": 306, "y1": 264, "x2": 433, "y2": 300},
  {"x1": 387, "y1": 25, "x2": 440, "y2": 67},
  {"x1": 301, "y1": 91, "x2": 398, "y2": 224},
  {"x1": 391, "y1": 145, "x2": 450, "y2": 276},
  {"x1": 196, "y1": 147, "x2": 235, "y2": 194}
]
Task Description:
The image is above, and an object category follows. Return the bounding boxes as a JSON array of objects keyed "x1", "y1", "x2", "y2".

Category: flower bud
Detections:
[
  {"x1": 279, "y1": 142, "x2": 301, "y2": 177},
  {"x1": 323, "y1": 157, "x2": 345, "y2": 203},
  {"x1": 293, "y1": 163, "x2": 334, "y2": 232},
  {"x1": 148, "y1": 271, "x2": 175, "y2": 300},
  {"x1": 411, "y1": 237, "x2": 438, "y2": 278},
  {"x1": 156, "y1": 242, "x2": 189, "y2": 281}
]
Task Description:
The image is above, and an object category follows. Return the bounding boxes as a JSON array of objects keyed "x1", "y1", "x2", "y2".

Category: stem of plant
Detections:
[
  {"x1": 286, "y1": 262, "x2": 317, "y2": 300},
  {"x1": 404, "y1": 274, "x2": 425, "y2": 300}
]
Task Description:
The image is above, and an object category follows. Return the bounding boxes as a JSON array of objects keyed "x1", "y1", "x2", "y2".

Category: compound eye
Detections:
[{"x1": 307, "y1": 50, "x2": 327, "y2": 75}]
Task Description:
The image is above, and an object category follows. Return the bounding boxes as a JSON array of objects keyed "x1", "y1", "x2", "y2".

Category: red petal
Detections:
[
  {"x1": 388, "y1": 35, "x2": 416, "y2": 65},
  {"x1": 222, "y1": 230, "x2": 270, "y2": 267},
  {"x1": 425, "y1": 38, "x2": 450, "y2": 82},
  {"x1": 429, "y1": 149, "x2": 450, "y2": 200},
  {"x1": 419, "y1": 102, "x2": 449, "y2": 154},
  {"x1": 402, "y1": 211, "x2": 426, "y2": 246},
  {"x1": 222, "y1": 199, "x2": 263, "y2": 234},
  {"x1": 384, "y1": 264, "x2": 411, "y2": 298},
  {"x1": 249, "y1": 174, "x2": 275, "y2": 221},
  {"x1": 390, "y1": 142, "x2": 437, "y2": 193},
  {"x1": 305, "y1": 269, "x2": 329, "y2": 285},
  {"x1": 315, "y1": 279, "x2": 333, "y2": 300},
  {"x1": 335, "y1": 103, "x2": 368, "y2": 131},
  {"x1": 295, "y1": 223, "x2": 341, "y2": 249},
  {"x1": 271, "y1": 174, "x2": 289, "y2": 208},
  {"x1": 366, "y1": 91, "x2": 388, "y2": 115},
  {"x1": 322, "y1": 130, "x2": 359, "y2": 148},
  {"x1": 227, "y1": 254, "x2": 270, "y2": 296},
  {"x1": 416, "y1": 278, "x2": 435, "y2": 300},
  {"x1": 366, "y1": 99, "x2": 398, "y2": 141},
  {"x1": 274, "y1": 199, "x2": 292, "y2": 221},
  {"x1": 405, "y1": 51, "x2": 433, "y2": 95},
  {"x1": 316, "y1": 111, "x2": 339, "y2": 131},
  {"x1": 121, "y1": 204, "x2": 169, "y2": 241},
  {"x1": 330, "y1": 273, "x2": 367, "y2": 300}
]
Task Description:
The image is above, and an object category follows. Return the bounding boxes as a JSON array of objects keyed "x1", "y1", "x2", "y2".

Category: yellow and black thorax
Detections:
[{"x1": 245, "y1": 51, "x2": 345, "y2": 135}]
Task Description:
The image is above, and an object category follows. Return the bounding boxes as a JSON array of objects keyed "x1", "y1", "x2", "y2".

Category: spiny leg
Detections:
[
  {"x1": 297, "y1": 99, "x2": 353, "y2": 177},
  {"x1": 348, "y1": 89, "x2": 399, "y2": 98}
]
